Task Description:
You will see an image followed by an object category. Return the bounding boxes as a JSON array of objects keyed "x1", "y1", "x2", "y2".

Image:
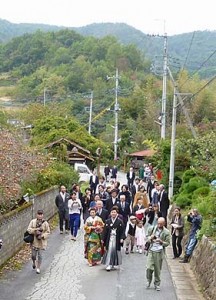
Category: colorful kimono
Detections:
[{"x1": 84, "y1": 216, "x2": 104, "y2": 265}]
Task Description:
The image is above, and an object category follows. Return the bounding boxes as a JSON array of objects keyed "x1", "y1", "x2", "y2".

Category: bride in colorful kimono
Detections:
[{"x1": 84, "y1": 207, "x2": 104, "y2": 267}]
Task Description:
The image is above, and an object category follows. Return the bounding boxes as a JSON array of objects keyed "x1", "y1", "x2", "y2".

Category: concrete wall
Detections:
[
  {"x1": 190, "y1": 236, "x2": 216, "y2": 300},
  {"x1": 0, "y1": 186, "x2": 59, "y2": 266}
]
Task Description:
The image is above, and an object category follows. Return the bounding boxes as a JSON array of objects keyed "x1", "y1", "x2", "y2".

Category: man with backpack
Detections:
[{"x1": 27, "y1": 210, "x2": 50, "y2": 274}]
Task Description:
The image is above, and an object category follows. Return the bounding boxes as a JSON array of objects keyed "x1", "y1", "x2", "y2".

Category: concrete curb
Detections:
[{"x1": 166, "y1": 246, "x2": 206, "y2": 300}]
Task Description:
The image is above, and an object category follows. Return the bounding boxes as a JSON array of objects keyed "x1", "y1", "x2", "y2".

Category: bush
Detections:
[
  {"x1": 183, "y1": 176, "x2": 208, "y2": 194},
  {"x1": 192, "y1": 186, "x2": 210, "y2": 199},
  {"x1": 182, "y1": 169, "x2": 196, "y2": 184},
  {"x1": 175, "y1": 194, "x2": 192, "y2": 208},
  {"x1": 21, "y1": 161, "x2": 79, "y2": 195}
]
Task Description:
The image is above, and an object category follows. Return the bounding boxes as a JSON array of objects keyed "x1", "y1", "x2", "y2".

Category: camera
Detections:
[{"x1": 36, "y1": 228, "x2": 43, "y2": 240}]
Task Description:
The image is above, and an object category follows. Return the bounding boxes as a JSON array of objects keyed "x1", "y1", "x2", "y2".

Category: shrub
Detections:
[
  {"x1": 192, "y1": 186, "x2": 210, "y2": 200},
  {"x1": 175, "y1": 194, "x2": 192, "y2": 208},
  {"x1": 183, "y1": 176, "x2": 208, "y2": 194},
  {"x1": 21, "y1": 161, "x2": 79, "y2": 195},
  {"x1": 182, "y1": 169, "x2": 196, "y2": 184}
]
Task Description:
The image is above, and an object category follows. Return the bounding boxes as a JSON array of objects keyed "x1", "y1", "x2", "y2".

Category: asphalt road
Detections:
[{"x1": 0, "y1": 169, "x2": 177, "y2": 300}]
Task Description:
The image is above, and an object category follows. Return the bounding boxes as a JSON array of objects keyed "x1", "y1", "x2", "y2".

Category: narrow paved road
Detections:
[{"x1": 0, "y1": 169, "x2": 177, "y2": 300}]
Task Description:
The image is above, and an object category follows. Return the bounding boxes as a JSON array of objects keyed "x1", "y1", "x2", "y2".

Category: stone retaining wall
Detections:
[
  {"x1": 190, "y1": 236, "x2": 216, "y2": 300},
  {"x1": 169, "y1": 204, "x2": 216, "y2": 300},
  {"x1": 0, "y1": 186, "x2": 59, "y2": 266}
]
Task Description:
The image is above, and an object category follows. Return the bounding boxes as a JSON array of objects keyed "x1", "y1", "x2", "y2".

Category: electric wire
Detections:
[
  {"x1": 180, "y1": 48, "x2": 216, "y2": 89},
  {"x1": 182, "y1": 31, "x2": 196, "y2": 70}
]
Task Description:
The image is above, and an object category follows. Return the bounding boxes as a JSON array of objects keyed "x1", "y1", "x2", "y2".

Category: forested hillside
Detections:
[
  {"x1": 0, "y1": 19, "x2": 216, "y2": 77},
  {"x1": 0, "y1": 28, "x2": 216, "y2": 155}
]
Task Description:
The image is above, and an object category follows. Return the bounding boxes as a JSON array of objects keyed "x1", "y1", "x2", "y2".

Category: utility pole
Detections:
[
  {"x1": 114, "y1": 68, "x2": 120, "y2": 161},
  {"x1": 167, "y1": 66, "x2": 196, "y2": 198},
  {"x1": 168, "y1": 87, "x2": 177, "y2": 199},
  {"x1": 88, "y1": 91, "x2": 93, "y2": 134},
  {"x1": 161, "y1": 33, "x2": 168, "y2": 139},
  {"x1": 167, "y1": 67, "x2": 197, "y2": 138},
  {"x1": 107, "y1": 68, "x2": 120, "y2": 161}
]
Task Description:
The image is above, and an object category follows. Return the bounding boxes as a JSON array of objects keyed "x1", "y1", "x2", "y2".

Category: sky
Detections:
[{"x1": 0, "y1": 0, "x2": 215, "y2": 36}]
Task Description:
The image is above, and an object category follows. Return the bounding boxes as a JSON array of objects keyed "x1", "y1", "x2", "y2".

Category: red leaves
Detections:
[{"x1": 0, "y1": 129, "x2": 50, "y2": 212}]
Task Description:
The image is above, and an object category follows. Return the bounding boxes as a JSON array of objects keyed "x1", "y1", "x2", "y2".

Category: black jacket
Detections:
[
  {"x1": 55, "y1": 192, "x2": 70, "y2": 212},
  {"x1": 96, "y1": 208, "x2": 109, "y2": 223},
  {"x1": 105, "y1": 197, "x2": 120, "y2": 213},
  {"x1": 102, "y1": 217, "x2": 125, "y2": 251}
]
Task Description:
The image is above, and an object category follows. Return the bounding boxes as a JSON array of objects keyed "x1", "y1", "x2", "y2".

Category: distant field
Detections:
[{"x1": 0, "y1": 86, "x2": 15, "y2": 98}]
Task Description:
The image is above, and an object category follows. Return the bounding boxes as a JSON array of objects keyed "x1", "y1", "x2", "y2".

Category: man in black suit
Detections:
[
  {"x1": 117, "y1": 194, "x2": 131, "y2": 227},
  {"x1": 96, "y1": 200, "x2": 109, "y2": 223},
  {"x1": 102, "y1": 207, "x2": 125, "y2": 271},
  {"x1": 126, "y1": 167, "x2": 136, "y2": 191},
  {"x1": 158, "y1": 184, "x2": 170, "y2": 226},
  {"x1": 55, "y1": 185, "x2": 70, "y2": 234},
  {"x1": 146, "y1": 175, "x2": 157, "y2": 203},
  {"x1": 106, "y1": 189, "x2": 120, "y2": 213},
  {"x1": 89, "y1": 170, "x2": 99, "y2": 195}
]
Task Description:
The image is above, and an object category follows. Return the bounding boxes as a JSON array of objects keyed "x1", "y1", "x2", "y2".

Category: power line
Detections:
[
  {"x1": 190, "y1": 74, "x2": 216, "y2": 100},
  {"x1": 182, "y1": 31, "x2": 196, "y2": 70},
  {"x1": 180, "y1": 48, "x2": 216, "y2": 89}
]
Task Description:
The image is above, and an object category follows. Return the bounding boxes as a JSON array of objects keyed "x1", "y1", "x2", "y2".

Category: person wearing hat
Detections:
[
  {"x1": 27, "y1": 210, "x2": 50, "y2": 274},
  {"x1": 105, "y1": 188, "x2": 120, "y2": 213},
  {"x1": 124, "y1": 215, "x2": 137, "y2": 254}
]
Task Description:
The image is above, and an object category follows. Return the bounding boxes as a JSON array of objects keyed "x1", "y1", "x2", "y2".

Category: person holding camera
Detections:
[
  {"x1": 27, "y1": 210, "x2": 50, "y2": 274},
  {"x1": 179, "y1": 208, "x2": 202, "y2": 263},
  {"x1": 146, "y1": 217, "x2": 170, "y2": 291}
]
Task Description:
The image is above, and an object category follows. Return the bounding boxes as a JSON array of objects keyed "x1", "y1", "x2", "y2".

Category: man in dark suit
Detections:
[
  {"x1": 158, "y1": 184, "x2": 170, "y2": 226},
  {"x1": 102, "y1": 207, "x2": 125, "y2": 271},
  {"x1": 89, "y1": 170, "x2": 99, "y2": 195},
  {"x1": 106, "y1": 189, "x2": 120, "y2": 213},
  {"x1": 55, "y1": 185, "x2": 70, "y2": 234},
  {"x1": 126, "y1": 167, "x2": 136, "y2": 191},
  {"x1": 117, "y1": 194, "x2": 131, "y2": 227},
  {"x1": 146, "y1": 175, "x2": 157, "y2": 203},
  {"x1": 96, "y1": 200, "x2": 109, "y2": 223}
]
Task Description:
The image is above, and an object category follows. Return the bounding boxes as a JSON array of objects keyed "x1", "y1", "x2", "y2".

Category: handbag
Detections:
[{"x1": 23, "y1": 231, "x2": 34, "y2": 243}]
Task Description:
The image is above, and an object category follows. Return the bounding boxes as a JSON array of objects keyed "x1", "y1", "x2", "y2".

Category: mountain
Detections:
[{"x1": 0, "y1": 19, "x2": 216, "y2": 78}]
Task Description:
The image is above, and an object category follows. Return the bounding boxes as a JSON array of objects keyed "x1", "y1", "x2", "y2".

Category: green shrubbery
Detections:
[
  {"x1": 21, "y1": 161, "x2": 79, "y2": 196},
  {"x1": 174, "y1": 170, "x2": 216, "y2": 239}
]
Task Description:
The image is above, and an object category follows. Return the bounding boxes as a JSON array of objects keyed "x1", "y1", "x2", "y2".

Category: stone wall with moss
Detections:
[
  {"x1": 190, "y1": 236, "x2": 216, "y2": 300},
  {"x1": 0, "y1": 186, "x2": 58, "y2": 266}
]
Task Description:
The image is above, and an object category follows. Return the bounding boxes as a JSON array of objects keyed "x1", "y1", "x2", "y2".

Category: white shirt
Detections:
[
  {"x1": 60, "y1": 192, "x2": 66, "y2": 202},
  {"x1": 68, "y1": 199, "x2": 82, "y2": 214}
]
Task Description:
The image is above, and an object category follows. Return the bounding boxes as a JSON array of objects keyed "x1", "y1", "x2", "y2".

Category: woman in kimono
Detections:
[
  {"x1": 84, "y1": 208, "x2": 104, "y2": 267},
  {"x1": 102, "y1": 207, "x2": 125, "y2": 271}
]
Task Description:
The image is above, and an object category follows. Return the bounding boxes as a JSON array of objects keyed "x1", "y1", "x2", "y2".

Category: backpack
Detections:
[{"x1": 23, "y1": 230, "x2": 34, "y2": 243}]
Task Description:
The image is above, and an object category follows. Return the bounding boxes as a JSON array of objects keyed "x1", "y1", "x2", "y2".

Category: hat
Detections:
[
  {"x1": 130, "y1": 215, "x2": 137, "y2": 220},
  {"x1": 37, "y1": 209, "x2": 44, "y2": 215}
]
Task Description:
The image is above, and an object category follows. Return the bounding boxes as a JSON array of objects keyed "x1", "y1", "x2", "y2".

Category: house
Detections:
[
  {"x1": 127, "y1": 149, "x2": 156, "y2": 169},
  {"x1": 44, "y1": 138, "x2": 94, "y2": 167}
]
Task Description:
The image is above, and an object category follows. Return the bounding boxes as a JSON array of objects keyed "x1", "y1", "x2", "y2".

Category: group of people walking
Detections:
[{"x1": 25, "y1": 164, "x2": 202, "y2": 292}]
